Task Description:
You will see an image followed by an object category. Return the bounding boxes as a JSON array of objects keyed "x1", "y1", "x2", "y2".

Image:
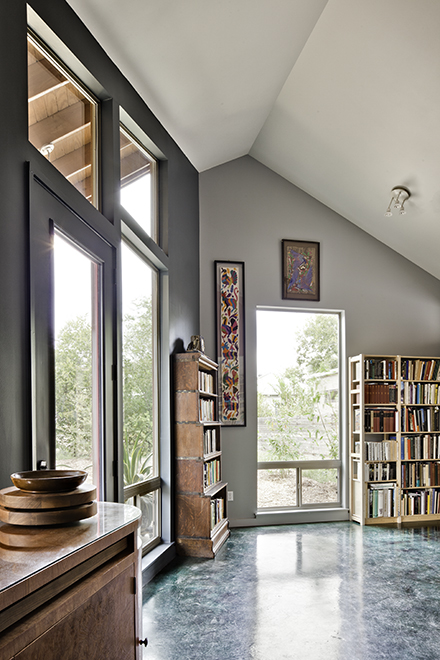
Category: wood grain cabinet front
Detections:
[{"x1": 14, "y1": 564, "x2": 136, "y2": 660}]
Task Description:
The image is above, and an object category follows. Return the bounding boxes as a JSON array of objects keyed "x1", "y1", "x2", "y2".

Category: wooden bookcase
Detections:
[
  {"x1": 349, "y1": 354, "x2": 440, "y2": 525},
  {"x1": 174, "y1": 352, "x2": 230, "y2": 557}
]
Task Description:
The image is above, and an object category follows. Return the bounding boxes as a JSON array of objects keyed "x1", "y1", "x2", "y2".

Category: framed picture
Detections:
[
  {"x1": 215, "y1": 261, "x2": 246, "y2": 426},
  {"x1": 282, "y1": 240, "x2": 320, "y2": 301}
]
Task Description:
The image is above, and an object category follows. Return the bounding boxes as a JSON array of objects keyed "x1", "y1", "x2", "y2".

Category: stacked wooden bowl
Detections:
[{"x1": 0, "y1": 470, "x2": 97, "y2": 527}]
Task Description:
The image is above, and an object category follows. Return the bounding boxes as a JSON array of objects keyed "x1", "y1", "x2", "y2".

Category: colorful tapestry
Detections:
[{"x1": 217, "y1": 263, "x2": 245, "y2": 425}]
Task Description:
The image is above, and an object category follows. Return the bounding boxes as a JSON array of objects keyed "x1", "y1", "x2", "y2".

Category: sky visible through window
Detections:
[
  {"x1": 54, "y1": 234, "x2": 92, "y2": 338},
  {"x1": 121, "y1": 176, "x2": 151, "y2": 235},
  {"x1": 257, "y1": 309, "x2": 315, "y2": 379}
]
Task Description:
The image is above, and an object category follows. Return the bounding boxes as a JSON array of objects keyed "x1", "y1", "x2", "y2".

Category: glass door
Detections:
[{"x1": 30, "y1": 175, "x2": 116, "y2": 500}]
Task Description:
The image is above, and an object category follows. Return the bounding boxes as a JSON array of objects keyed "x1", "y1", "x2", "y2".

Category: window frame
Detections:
[
  {"x1": 120, "y1": 124, "x2": 159, "y2": 243},
  {"x1": 29, "y1": 168, "x2": 117, "y2": 501},
  {"x1": 120, "y1": 236, "x2": 163, "y2": 555},
  {"x1": 27, "y1": 30, "x2": 99, "y2": 208},
  {"x1": 256, "y1": 307, "x2": 346, "y2": 512},
  {"x1": 119, "y1": 117, "x2": 168, "y2": 554},
  {"x1": 25, "y1": 9, "x2": 174, "y2": 558}
]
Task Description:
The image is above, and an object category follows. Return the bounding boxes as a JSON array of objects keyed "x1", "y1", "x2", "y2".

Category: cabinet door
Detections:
[{"x1": 15, "y1": 565, "x2": 137, "y2": 660}]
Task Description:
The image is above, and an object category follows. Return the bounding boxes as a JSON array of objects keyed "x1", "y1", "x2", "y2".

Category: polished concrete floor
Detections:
[{"x1": 142, "y1": 522, "x2": 440, "y2": 660}]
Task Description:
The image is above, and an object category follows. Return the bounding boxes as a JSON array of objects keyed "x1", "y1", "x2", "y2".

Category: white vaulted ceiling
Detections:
[{"x1": 67, "y1": 0, "x2": 440, "y2": 278}]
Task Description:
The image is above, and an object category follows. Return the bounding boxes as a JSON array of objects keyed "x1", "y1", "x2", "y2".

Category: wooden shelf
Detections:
[
  {"x1": 174, "y1": 352, "x2": 229, "y2": 558},
  {"x1": 204, "y1": 450, "x2": 222, "y2": 461},
  {"x1": 204, "y1": 480, "x2": 227, "y2": 497}
]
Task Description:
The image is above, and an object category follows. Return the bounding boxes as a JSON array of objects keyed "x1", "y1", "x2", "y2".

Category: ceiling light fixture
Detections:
[
  {"x1": 40, "y1": 143, "x2": 55, "y2": 160},
  {"x1": 385, "y1": 186, "x2": 410, "y2": 217}
]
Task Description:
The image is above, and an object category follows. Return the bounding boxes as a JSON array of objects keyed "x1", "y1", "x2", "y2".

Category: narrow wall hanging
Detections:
[
  {"x1": 282, "y1": 239, "x2": 320, "y2": 301},
  {"x1": 215, "y1": 261, "x2": 246, "y2": 426}
]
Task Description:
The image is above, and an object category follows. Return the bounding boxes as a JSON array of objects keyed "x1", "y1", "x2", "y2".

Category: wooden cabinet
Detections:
[
  {"x1": 174, "y1": 352, "x2": 230, "y2": 557},
  {"x1": 0, "y1": 502, "x2": 142, "y2": 660},
  {"x1": 349, "y1": 354, "x2": 440, "y2": 525}
]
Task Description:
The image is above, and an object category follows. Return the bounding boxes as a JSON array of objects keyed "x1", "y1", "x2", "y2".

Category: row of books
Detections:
[
  {"x1": 203, "y1": 428, "x2": 218, "y2": 455},
  {"x1": 200, "y1": 399, "x2": 215, "y2": 422},
  {"x1": 364, "y1": 383, "x2": 398, "y2": 404},
  {"x1": 401, "y1": 461, "x2": 440, "y2": 489},
  {"x1": 365, "y1": 462, "x2": 396, "y2": 482},
  {"x1": 199, "y1": 370, "x2": 215, "y2": 394},
  {"x1": 368, "y1": 484, "x2": 397, "y2": 518},
  {"x1": 365, "y1": 439, "x2": 397, "y2": 461},
  {"x1": 210, "y1": 497, "x2": 225, "y2": 530},
  {"x1": 401, "y1": 358, "x2": 440, "y2": 382},
  {"x1": 401, "y1": 434, "x2": 440, "y2": 460},
  {"x1": 401, "y1": 381, "x2": 440, "y2": 405},
  {"x1": 365, "y1": 358, "x2": 397, "y2": 381},
  {"x1": 364, "y1": 408, "x2": 398, "y2": 433},
  {"x1": 401, "y1": 489, "x2": 440, "y2": 516},
  {"x1": 401, "y1": 406, "x2": 440, "y2": 433},
  {"x1": 203, "y1": 458, "x2": 221, "y2": 489}
]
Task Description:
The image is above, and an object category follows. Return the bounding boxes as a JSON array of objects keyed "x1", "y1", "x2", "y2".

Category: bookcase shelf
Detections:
[
  {"x1": 174, "y1": 352, "x2": 230, "y2": 558},
  {"x1": 349, "y1": 353, "x2": 440, "y2": 525}
]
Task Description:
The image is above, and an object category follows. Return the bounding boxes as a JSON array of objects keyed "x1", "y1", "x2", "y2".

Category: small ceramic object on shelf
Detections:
[{"x1": 187, "y1": 335, "x2": 205, "y2": 353}]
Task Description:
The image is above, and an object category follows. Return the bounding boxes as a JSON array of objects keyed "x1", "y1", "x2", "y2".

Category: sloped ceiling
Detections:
[{"x1": 66, "y1": 0, "x2": 440, "y2": 279}]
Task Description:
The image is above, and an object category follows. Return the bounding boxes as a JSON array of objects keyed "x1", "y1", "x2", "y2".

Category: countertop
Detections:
[{"x1": 0, "y1": 501, "x2": 141, "y2": 607}]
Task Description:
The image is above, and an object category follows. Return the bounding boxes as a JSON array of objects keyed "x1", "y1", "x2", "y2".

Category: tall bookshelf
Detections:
[
  {"x1": 349, "y1": 354, "x2": 440, "y2": 525},
  {"x1": 174, "y1": 351, "x2": 230, "y2": 557}
]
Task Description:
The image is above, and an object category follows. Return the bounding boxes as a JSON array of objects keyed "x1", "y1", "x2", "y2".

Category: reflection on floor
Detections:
[{"x1": 142, "y1": 522, "x2": 440, "y2": 660}]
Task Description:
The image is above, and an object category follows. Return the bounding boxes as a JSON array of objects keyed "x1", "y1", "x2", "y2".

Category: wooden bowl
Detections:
[{"x1": 10, "y1": 470, "x2": 87, "y2": 493}]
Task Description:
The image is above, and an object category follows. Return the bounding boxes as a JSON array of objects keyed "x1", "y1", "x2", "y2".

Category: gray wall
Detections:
[{"x1": 200, "y1": 156, "x2": 440, "y2": 524}]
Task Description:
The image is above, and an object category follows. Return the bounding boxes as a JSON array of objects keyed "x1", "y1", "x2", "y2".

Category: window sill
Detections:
[{"x1": 142, "y1": 541, "x2": 176, "y2": 584}]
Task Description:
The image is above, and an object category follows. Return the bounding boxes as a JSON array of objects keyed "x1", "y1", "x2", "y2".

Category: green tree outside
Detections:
[
  {"x1": 296, "y1": 314, "x2": 338, "y2": 374},
  {"x1": 55, "y1": 315, "x2": 93, "y2": 465},
  {"x1": 55, "y1": 297, "x2": 154, "y2": 484},
  {"x1": 122, "y1": 296, "x2": 154, "y2": 485},
  {"x1": 258, "y1": 314, "x2": 339, "y2": 464}
]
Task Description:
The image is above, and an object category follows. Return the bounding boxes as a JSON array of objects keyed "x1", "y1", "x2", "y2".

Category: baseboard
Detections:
[{"x1": 230, "y1": 508, "x2": 350, "y2": 528}]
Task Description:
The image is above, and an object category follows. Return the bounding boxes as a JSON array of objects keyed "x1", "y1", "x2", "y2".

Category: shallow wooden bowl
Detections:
[{"x1": 10, "y1": 470, "x2": 87, "y2": 493}]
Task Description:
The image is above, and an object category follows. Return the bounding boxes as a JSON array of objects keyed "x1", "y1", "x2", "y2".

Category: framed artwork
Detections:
[
  {"x1": 215, "y1": 261, "x2": 246, "y2": 426},
  {"x1": 282, "y1": 239, "x2": 320, "y2": 301}
]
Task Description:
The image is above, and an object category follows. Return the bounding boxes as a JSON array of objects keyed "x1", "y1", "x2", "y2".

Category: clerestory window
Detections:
[
  {"x1": 120, "y1": 125, "x2": 158, "y2": 240},
  {"x1": 27, "y1": 32, "x2": 98, "y2": 206}
]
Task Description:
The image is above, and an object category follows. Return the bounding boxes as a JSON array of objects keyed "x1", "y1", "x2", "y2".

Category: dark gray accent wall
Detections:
[
  {"x1": 0, "y1": 2, "x2": 199, "y2": 489},
  {"x1": 0, "y1": 3, "x2": 32, "y2": 486},
  {"x1": 199, "y1": 156, "x2": 440, "y2": 525}
]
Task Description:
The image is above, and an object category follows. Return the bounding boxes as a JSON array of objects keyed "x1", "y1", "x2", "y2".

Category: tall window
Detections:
[
  {"x1": 120, "y1": 125, "x2": 158, "y2": 239},
  {"x1": 257, "y1": 309, "x2": 342, "y2": 510},
  {"x1": 121, "y1": 242, "x2": 160, "y2": 551},
  {"x1": 120, "y1": 119, "x2": 161, "y2": 552},
  {"x1": 27, "y1": 33, "x2": 98, "y2": 206},
  {"x1": 54, "y1": 232, "x2": 103, "y2": 492}
]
